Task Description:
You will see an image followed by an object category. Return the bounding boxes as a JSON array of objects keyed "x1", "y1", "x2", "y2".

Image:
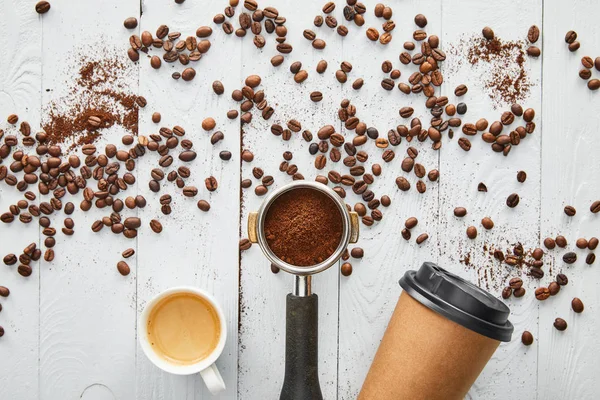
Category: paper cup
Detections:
[{"x1": 359, "y1": 262, "x2": 513, "y2": 400}]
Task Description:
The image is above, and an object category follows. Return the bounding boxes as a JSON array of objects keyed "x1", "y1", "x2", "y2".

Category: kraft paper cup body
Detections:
[
  {"x1": 359, "y1": 263, "x2": 513, "y2": 400},
  {"x1": 139, "y1": 286, "x2": 227, "y2": 395}
]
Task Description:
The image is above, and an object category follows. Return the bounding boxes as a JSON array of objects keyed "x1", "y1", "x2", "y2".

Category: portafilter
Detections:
[{"x1": 248, "y1": 181, "x2": 359, "y2": 400}]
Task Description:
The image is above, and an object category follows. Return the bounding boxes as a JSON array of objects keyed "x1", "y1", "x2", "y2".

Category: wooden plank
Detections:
[
  {"x1": 135, "y1": 1, "x2": 241, "y2": 399},
  {"x1": 37, "y1": 0, "x2": 140, "y2": 398},
  {"x1": 439, "y1": 1, "x2": 542, "y2": 398},
  {"x1": 337, "y1": 1, "x2": 442, "y2": 398},
  {"x1": 0, "y1": 0, "x2": 42, "y2": 398},
  {"x1": 238, "y1": 1, "x2": 343, "y2": 398},
  {"x1": 538, "y1": 1, "x2": 600, "y2": 398}
]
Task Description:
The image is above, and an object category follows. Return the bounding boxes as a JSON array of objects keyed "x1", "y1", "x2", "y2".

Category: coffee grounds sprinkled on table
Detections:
[
  {"x1": 264, "y1": 188, "x2": 343, "y2": 267},
  {"x1": 42, "y1": 55, "x2": 139, "y2": 150}
]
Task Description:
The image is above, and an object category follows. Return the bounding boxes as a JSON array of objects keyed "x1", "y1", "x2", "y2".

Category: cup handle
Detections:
[{"x1": 200, "y1": 363, "x2": 226, "y2": 395}]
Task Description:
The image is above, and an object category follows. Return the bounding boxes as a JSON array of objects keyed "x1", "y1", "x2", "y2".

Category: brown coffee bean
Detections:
[
  {"x1": 587, "y1": 79, "x2": 600, "y2": 90},
  {"x1": 521, "y1": 331, "x2": 534, "y2": 346},
  {"x1": 576, "y1": 238, "x2": 588, "y2": 249},
  {"x1": 149, "y1": 219, "x2": 162, "y2": 233},
  {"x1": 205, "y1": 176, "x2": 218, "y2": 192},
  {"x1": 572, "y1": 297, "x2": 584, "y2": 313},
  {"x1": 181, "y1": 68, "x2": 196, "y2": 81},
  {"x1": 117, "y1": 261, "x2": 130, "y2": 276},
  {"x1": 340, "y1": 262, "x2": 353, "y2": 276},
  {"x1": 481, "y1": 217, "x2": 494, "y2": 230},
  {"x1": 458, "y1": 137, "x2": 471, "y2": 151},
  {"x1": 564, "y1": 205, "x2": 576, "y2": 216},
  {"x1": 553, "y1": 318, "x2": 567, "y2": 331},
  {"x1": 122, "y1": 248, "x2": 135, "y2": 259},
  {"x1": 453, "y1": 207, "x2": 467, "y2": 217},
  {"x1": 527, "y1": 46, "x2": 541, "y2": 57},
  {"x1": 556, "y1": 273, "x2": 568, "y2": 286},
  {"x1": 502, "y1": 287, "x2": 512, "y2": 299},
  {"x1": 565, "y1": 30, "x2": 577, "y2": 44},
  {"x1": 366, "y1": 27, "x2": 379, "y2": 41},
  {"x1": 454, "y1": 84, "x2": 468, "y2": 96},
  {"x1": 586, "y1": 253, "x2": 596, "y2": 265},
  {"x1": 535, "y1": 287, "x2": 550, "y2": 301},
  {"x1": 563, "y1": 252, "x2": 577, "y2": 264},
  {"x1": 527, "y1": 25, "x2": 540, "y2": 43},
  {"x1": 482, "y1": 26, "x2": 494, "y2": 40},
  {"x1": 546, "y1": 281, "x2": 560, "y2": 297},
  {"x1": 405, "y1": 217, "x2": 418, "y2": 230},
  {"x1": 124, "y1": 17, "x2": 138, "y2": 29},
  {"x1": 543, "y1": 237, "x2": 556, "y2": 249},
  {"x1": 466, "y1": 226, "x2": 477, "y2": 239},
  {"x1": 509, "y1": 277, "x2": 523, "y2": 290},
  {"x1": 35, "y1": 1, "x2": 51, "y2": 13},
  {"x1": 239, "y1": 238, "x2": 252, "y2": 251},
  {"x1": 506, "y1": 193, "x2": 520, "y2": 208},
  {"x1": 416, "y1": 233, "x2": 429, "y2": 245},
  {"x1": 18, "y1": 264, "x2": 32, "y2": 277},
  {"x1": 588, "y1": 237, "x2": 599, "y2": 250}
]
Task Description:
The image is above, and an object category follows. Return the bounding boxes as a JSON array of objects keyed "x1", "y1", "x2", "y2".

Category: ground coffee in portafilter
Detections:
[{"x1": 263, "y1": 188, "x2": 343, "y2": 266}]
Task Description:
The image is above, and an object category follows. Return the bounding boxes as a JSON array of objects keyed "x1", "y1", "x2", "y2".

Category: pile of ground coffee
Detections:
[
  {"x1": 264, "y1": 188, "x2": 343, "y2": 266},
  {"x1": 42, "y1": 55, "x2": 139, "y2": 150}
]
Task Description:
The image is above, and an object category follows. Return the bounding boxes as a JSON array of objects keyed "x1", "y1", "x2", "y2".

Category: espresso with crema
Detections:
[{"x1": 147, "y1": 292, "x2": 221, "y2": 365}]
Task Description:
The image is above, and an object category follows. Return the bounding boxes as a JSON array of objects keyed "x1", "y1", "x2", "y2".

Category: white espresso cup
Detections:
[{"x1": 139, "y1": 286, "x2": 227, "y2": 395}]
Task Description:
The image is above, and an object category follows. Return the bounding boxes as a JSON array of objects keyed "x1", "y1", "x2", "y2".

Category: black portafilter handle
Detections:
[{"x1": 279, "y1": 293, "x2": 323, "y2": 400}]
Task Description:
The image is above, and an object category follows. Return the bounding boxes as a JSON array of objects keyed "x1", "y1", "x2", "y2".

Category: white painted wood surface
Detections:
[{"x1": 1, "y1": 0, "x2": 599, "y2": 399}]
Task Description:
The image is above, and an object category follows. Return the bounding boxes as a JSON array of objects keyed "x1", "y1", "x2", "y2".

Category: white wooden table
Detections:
[{"x1": 1, "y1": 0, "x2": 599, "y2": 399}]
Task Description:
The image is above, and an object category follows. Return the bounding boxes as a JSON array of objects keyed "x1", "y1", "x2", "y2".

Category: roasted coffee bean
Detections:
[
  {"x1": 529, "y1": 266, "x2": 544, "y2": 279},
  {"x1": 564, "y1": 205, "x2": 576, "y2": 216},
  {"x1": 590, "y1": 200, "x2": 600, "y2": 213},
  {"x1": 535, "y1": 287, "x2": 550, "y2": 301},
  {"x1": 588, "y1": 237, "x2": 599, "y2": 250},
  {"x1": 576, "y1": 238, "x2": 588, "y2": 249},
  {"x1": 35, "y1": 1, "x2": 51, "y2": 13},
  {"x1": 521, "y1": 331, "x2": 534, "y2": 346},
  {"x1": 507, "y1": 193, "x2": 520, "y2": 208},
  {"x1": 557, "y1": 235, "x2": 568, "y2": 247},
  {"x1": 458, "y1": 137, "x2": 471, "y2": 151},
  {"x1": 18, "y1": 264, "x2": 32, "y2": 277},
  {"x1": 205, "y1": 176, "x2": 218, "y2": 191},
  {"x1": 310, "y1": 91, "x2": 323, "y2": 102},
  {"x1": 416, "y1": 233, "x2": 428, "y2": 245},
  {"x1": 466, "y1": 226, "x2": 477, "y2": 239},
  {"x1": 556, "y1": 273, "x2": 568, "y2": 286},
  {"x1": 509, "y1": 277, "x2": 523, "y2": 290},
  {"x1": 396, "y1": 177, "x2": 410, "y2": 191},
  {"x1": 482, "y1": 26, "x2": 494, "y2": 40},
  {"x1": 405, "y1": 217, "x2": 418, "y2": 230},
  {"x1": 502, "y1": 287, "x2": 512, "y2": 299},
  {"x1": 548, "y1": 281, "x2": 560, "y2": 296},
  {"x1": 116, "y1": 261, "x2": 130, "y2": 276},
  {"x1": 340, "y1": 262, "x2": 352, "y2": 276},
  {"x1": 586, "y1": 253, "x2": 596, "y2": 265},
  {"x1": 543, "y1": 237, "x2": 556, "y2": 249},
  {"x1": 553, "y1": 318, "x2": 567, "y2": 331},
  {"x1": 563, "y1": 252, "x2": 577, "y2": 264},
  {"x1": 481, "y1": 217, "x2": 494, "y2": 230},
  {"x1": 149, "y1": 219, "x2": 162, "y2": 233},
  {"x1": 572, "y1": 297, "x2": 584, "y2": 313},
  {"x1": 527, "y1": 25, "x2": 540, "y2": 43}
]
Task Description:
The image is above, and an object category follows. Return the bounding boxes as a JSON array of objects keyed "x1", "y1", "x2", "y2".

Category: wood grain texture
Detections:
[
  {"x1": 439, "y1": 1, "x2": 543, "y2": 399},
  {"x1": 37, "y1": 0, "x2": 140, "y2": 399},
  {"x1": 0, "y1": 1, "x2": 42, "y2": 398},
  {"x1": 135, "y1": 1, "x2": 241, "y2": 399},
  {"x1": 238, "y1": 1, "x2": 343, "y2": 398},
  {"x1": 539, "y1": 1, "x2": 600, "y2": 399},
  {"x1": 0, "y1": 1, "x2": 599, "y2": 399},
  {"x1": 336, "y1": 1, "x2": 442, "y2": 398}
]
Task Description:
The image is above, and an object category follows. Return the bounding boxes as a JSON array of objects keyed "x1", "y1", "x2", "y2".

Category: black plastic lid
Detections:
[{"x1": 399, "y1": 262, "x2": 513, "y2": 342}]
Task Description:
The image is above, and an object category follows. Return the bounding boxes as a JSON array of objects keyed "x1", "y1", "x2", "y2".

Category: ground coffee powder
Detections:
[{"x1": 264, "y1": 188, "x2": 343, "y2": 266}]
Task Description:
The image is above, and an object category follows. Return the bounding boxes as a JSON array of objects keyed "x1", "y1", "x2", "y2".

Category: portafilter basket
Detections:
[{"x1": 248, "y1": 181, "x2": 359, "y2": 400}]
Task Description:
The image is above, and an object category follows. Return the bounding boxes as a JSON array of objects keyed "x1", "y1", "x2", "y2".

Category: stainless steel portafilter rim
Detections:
[{"x1": 253, "y1": 181, "x2": 353, "y2": 276}]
